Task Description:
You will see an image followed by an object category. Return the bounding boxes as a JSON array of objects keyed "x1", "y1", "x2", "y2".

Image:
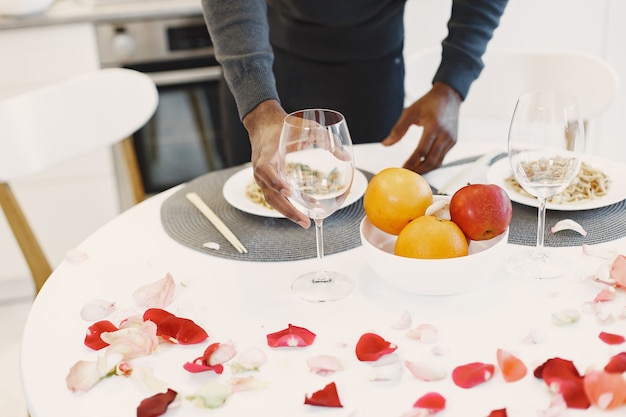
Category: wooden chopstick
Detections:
[{"x1": 185, "y1": 192, "x2": 248, "y2": 254}]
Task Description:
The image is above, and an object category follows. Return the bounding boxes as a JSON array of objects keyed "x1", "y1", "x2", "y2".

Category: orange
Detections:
[
  {"x1": 394, "y1": 216, "x2": 469, "y2": 259},
  {"x1": 363, "y1": 167, "x2": 433, "y2": 235}
]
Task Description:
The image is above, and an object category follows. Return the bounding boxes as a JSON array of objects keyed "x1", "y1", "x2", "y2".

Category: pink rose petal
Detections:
[
  {"x1": 551, "y1": 219, "x2": 587, "y2": 236},
  {"x1": 307, "y1": 355, "x2": 343, "y2": 376},
  {"x1": 583, "y1": 370, "x2": 626, "y2": 410},
  {"x1": 610, "y1": 254, "x2": 626, "y2": 286},
  {"x1": 405, "y1": 360, "x2": 446, "y2": 381},
  {"x1": 133, "y1": 273, "x2": 176, "y2": 309}
]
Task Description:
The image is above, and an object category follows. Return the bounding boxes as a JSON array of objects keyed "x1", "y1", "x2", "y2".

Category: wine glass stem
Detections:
[
  {"x1": 535, "y1": 197, "x2": 547, "y2": 260},
  {"x1": 313, "y1": 219, "x2": 330, "y2": 283}
]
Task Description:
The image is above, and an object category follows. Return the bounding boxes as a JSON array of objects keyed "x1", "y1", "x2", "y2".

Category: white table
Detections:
[{"x1": 21, "y1": 138, "x2": 626, "y2": 417}]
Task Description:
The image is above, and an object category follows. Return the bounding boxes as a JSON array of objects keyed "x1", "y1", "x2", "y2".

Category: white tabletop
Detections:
[{"x1": 21, "y1": 136, "x2": 626, "y2": 417}]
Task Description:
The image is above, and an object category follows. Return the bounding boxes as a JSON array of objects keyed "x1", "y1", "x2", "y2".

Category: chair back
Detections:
[
  {"x1": 0, "y1": 68, "x2": 158, "y2": 181},
  {"x1": 405, "y1": 47, "x2": 619, "y2": 133}
]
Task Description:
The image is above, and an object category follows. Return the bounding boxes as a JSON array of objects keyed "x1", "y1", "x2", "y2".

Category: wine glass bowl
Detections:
[
  {"x1": 278, "y1": 109, "x2": 356, "y2": 301},
  {"x1": 507, "y1": 91, "x2": 585, "y2": 278}
]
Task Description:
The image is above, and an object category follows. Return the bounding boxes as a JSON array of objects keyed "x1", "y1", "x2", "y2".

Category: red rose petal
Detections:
[
  {"x1": 137, "y1": 388, "x2": 177, "y2": 417},
  {"x1": 266, "y1": 324, "x2": 316, "y2": 347},
  {"x1": 182, "y1": 360, "x2": 224, "y2": 374},
  {"x1": 84, "y1": 320, "x2": 118, "y2": 350},
  {"x1": 355, "y1": 332, "x2": 397, "y2": 361},
  {"x1": 604, "y1": 352, "x2": 626, "y2": 373},
  {"x1": 487, "y1": 409, "x2": 507, "y2": 417},
  {"x1": 583, "y1": 370, "x2": 626, "y2": 410},
  {"x1": 143, "y1": 308, "x2": 208, "y2": 344},
  {"x1": 304, "y1": 382, "x2": 343, "y2": 407},
  {"x1": 599, "y1": 331, "x2": 625, "y2": 345},
  {"x1": 534, "y1": 358, "x2": 590, "y2": 409},
  {"x1": 413, "y1": 392, "x2": 446, "y2": 412},
  {"x1": 451, "y1": 362, "x2": 495, "y2": 388},
  {"x1": 143, "y1": 308, "x2": 175, "y2": 324},
  {"x1": 496, "y1": 348, "x2": 527, "y2": 382}
]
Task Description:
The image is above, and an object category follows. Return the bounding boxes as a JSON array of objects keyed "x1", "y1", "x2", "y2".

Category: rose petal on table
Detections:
[
  {"x1": 537, "y1": 394, "x2": 567, "y2": 417},
  {"x1": 143, "y1": 308, "x2": 208, "y2": 345},
  {"x1": 551, "y1": 308, "x2": 580, "y2": 326},
  {"x1": 413, "y1": 391, "x2": 446, "y2": 412},
  {"x1": 66, "y1": 356, "x2": 112, "y2": 392},
  {"x1": 84, "y1": 320, "x2": 118, "y2": 350},
  {"x1": 534, "y1": 358, "x2": 590, "y2": 409},
  {"x1": 582, "y1": 244, "x2": 618, "y2": 260},
  {"x1": 304, "y1": 382, "x2": 343, "y2": 407},
  {"x1": 206, "y1": 340, "x2": 237, "y2": 366},
  {"x1": 101, "y1": 320, "x2": 159, "y2": 360},
  {"x1": 487, "y1": 409, "x2": 508, "y2": 417},
  {"x1": 406, "y1": 323, "x2": 438, "y2": 344},
  {"x1": 610, "y1": 254, "x2": 626, "y2": 286},
  {"x1": 583, "y1": 370, "x2": 626, "y2": 410},
  {"x1": 228, "y1": 375, "x2": 269, "y2": 392},
  {"x1": 496, "y1": 348, "x2": 528, "y2": 382},
  {"x1": 594, "y1": 288, "x2": 616, "y2": 303},
  {"x1": 355, "y1": 332, "x2": 397, "y2": 361},
  {"x1": 551, "y1": 219, "x2": 587, "y2": 236},
  {"x1": 186, "y1": 381, "x2": 232, "y2": 409},
  {"x1": 130, "y1": 366, "x2": 169, "y2": 394},
  {"x1": 80, "y1": 300, "x2": 116, "y2": 321},
  {"x1": 521, "y1": 328, "x2": 548, "y2": 344},
  {"x1": 133, "y1": 272, "x2": 176, "y2": 309},
  {"x1": 266, "y1": 324, "x2": 316, "y2": 347},
  {"x1": 307, "y1": 354, "x2": 343, "y2": 376},
  {"x1": 137, "y1": 388, "x2": 178, "y2": 417},
  {"x1": 65, "y1": 249, "x2": 88, "y2": 263},
  {"x1": 598, "y1": 331, "x2": 625, "y2": 345},
  {"x1": 391, "y1": 310, "x2": 412, "y2": 330},
  {"x1": 604, "y1": 352, "x2": 626, "y2": 373},
  {"x1": 202, "y1": 242, "x2": 220, "y2": 250},
  {"x1": 231, "y1": 346, "x2": 267, "y2": 373},
  {"x1": 452, "y1": 362, "x2": 495, "y2": 388},
  {"x1": 405, "y1": 360, "x2": 446, "y2": 381}
]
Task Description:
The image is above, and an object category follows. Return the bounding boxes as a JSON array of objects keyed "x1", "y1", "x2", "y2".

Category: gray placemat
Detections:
[
  {"x1": 161, "y1": 165, "x2": 372, "y2": 262},
  {"x1": 508, "y1": 199, "x2": 626, "y2": 247}
]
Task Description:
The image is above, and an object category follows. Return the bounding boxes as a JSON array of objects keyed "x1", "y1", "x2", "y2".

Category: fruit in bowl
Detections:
[
  {"x1": 359, "y1": 216, "x2": 509, "y2": 295},
  {"x1": 360, "y1": 170, "x2": 512, "y2": 294}
]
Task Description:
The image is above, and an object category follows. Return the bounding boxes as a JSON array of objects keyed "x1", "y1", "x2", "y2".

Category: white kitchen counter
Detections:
[{"x1": 0, "y1": 0, "x2": 202, "y2": 29}]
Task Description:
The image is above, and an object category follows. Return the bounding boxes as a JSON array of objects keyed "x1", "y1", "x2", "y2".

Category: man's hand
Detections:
[
  {"x1": 382, "y1": 82, "x2": 462, "y2": 174},
  {"x1": 243, "y1": 99, "x2": 311, "y2": 228}
]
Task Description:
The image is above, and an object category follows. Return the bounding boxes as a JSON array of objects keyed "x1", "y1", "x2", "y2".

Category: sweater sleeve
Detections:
[
  {"x1": 433, "y1": 0, "x2": 508, "y2": 100},
  {"x1": 201, "y1": 0, "x2": 279, "y2": 120}
]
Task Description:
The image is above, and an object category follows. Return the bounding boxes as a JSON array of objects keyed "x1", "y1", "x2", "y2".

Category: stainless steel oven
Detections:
[{"x1": 95, "y1": 15, "x2": 224, "y2": 195}]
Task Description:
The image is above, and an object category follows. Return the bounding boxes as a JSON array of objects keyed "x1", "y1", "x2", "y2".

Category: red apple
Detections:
[{"x1": 449, "y1": 184, "x2": 512, "y2": 241}]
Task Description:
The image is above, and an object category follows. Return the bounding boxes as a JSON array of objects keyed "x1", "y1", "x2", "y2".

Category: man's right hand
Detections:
[{"x1": 242, "y1": 99, "x2": 311, "y2": 229}]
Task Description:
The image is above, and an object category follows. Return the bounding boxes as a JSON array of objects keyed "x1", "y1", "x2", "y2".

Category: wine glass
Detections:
[
  {"x1": 507, "y1": 91, "x2": 586, "y2": 278},
  {"x1": 278, "y1": 109, "x2": 356, "y2": 302}
]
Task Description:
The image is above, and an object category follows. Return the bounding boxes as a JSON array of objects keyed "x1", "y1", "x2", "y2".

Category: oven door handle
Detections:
[{"x1": 146, "y1": 66, "x2": 222, "y2": 86}]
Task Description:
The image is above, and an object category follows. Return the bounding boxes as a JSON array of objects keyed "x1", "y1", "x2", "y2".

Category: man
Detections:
[{"x1": 202, "y1": 0, "x2": 508, "y2": 228}]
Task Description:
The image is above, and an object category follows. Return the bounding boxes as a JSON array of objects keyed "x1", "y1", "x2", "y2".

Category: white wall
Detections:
[{"x1": 404, "y1": 0, "x2": 624, "y2": 161}]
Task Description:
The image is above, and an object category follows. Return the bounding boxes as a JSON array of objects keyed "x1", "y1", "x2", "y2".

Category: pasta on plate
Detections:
[{"x1": 505, "y1": 161, "x2": 611, "y2": 204}]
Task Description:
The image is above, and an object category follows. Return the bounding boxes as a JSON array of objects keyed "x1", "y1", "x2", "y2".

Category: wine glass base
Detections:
[
  {"x1": 508, "y1": 249, "x2": 571, "y2": 279},
  {"x1": 291, "y1": 271, "x2": 355, "y2": 302}
]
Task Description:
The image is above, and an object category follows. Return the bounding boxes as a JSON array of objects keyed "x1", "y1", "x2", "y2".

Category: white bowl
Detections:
[{"x1": 359, "y1": 217, "x2": 509, "y2": 295}]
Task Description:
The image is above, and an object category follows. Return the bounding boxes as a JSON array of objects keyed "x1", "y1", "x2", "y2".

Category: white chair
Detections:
[
  {"x1": 0, "y1": 68, "x2": 158, "y2": 294},
  {"x1": 404, "y1": 47, "x2": 620, "y2": 146}
]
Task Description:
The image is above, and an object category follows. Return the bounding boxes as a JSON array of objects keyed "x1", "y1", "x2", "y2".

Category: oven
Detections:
[{"x1": 95, "y1": 15, "x2": 224, "y2": 195}]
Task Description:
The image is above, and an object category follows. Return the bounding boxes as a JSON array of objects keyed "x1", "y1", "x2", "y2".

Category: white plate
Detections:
[
  {"x1": 486, "y1": 155, "x2": 626, "y2": 211},
  {"x1": 223, "y1": 167, "x2": 369, "y2": 218}
]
